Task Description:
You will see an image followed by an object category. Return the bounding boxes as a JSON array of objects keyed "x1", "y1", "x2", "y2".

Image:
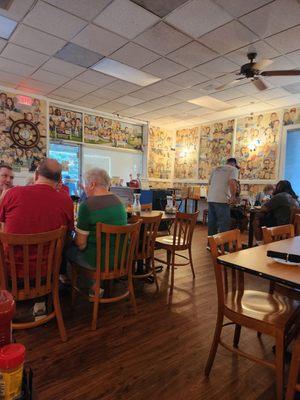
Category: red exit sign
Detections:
[{"x1": 17, "y1": 95, "x2": 33, "y2": 106}]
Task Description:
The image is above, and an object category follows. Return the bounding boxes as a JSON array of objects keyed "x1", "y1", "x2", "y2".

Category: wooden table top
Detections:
[
  {"x1": 218, "y1": 237, "x2": 300, "y2": 289},
  {"x1": 127, "y1": 209, "x2": 176, "y2": 221}
]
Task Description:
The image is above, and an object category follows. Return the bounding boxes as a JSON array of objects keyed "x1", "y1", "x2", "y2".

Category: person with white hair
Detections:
[{"x1": 67, "y1": 168, "x2": 127, "y2": 293}]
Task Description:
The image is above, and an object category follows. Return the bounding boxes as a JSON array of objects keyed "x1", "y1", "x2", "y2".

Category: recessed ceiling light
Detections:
[
  {"x1": 188, "y1": 95, "x2": 234, "y2": 111},
  {"x1": 0, "y1": 15, "x2": 17, "y2": 39},
  {"x1": 91, "y1": 58, "x2": 161, "y2": 86}
]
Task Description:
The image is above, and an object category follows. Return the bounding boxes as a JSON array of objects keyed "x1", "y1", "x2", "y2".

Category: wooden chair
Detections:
[
  {"x1": 202, "y1": 209, "x2": 208, "y2": 225},
  {"x1": 262, "y1": 225, "x2": 299, "y2": 299},
  {"x1": 286, "y1": 333, "x2": 300, "y2": 399},
  {"x1": 132, "y1": 213, "x2": 162, "y2": 291},
  {"x1": 141, "y1": 203, "x2": 152, "y2": 212},
  {"x1": 293, "y1": 213, "x2": 300, "y2": 236},
  {"x1": 155, "y1": 211, "x2": 199, "y2": 301},
  {"x1": 71, "y1": 221, "x2": 140, "y2": 330},
  {"x1": 205, "y1": 229, "x2": 300, "y2": 400},
  {"x1": 0, "y1": 227, "x2": 67, "y2": 342}
]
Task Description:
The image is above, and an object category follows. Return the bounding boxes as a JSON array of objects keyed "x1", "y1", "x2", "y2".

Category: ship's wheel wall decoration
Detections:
[{"x1": 9, "y1": 113, "x2": 41, "y2": 149}]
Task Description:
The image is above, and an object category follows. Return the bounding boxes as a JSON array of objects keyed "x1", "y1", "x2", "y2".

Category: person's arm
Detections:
[
  {"x1": 228, "y1": 179, "x2": 237, "y2": 203},
  {"x1": 75, "y1": 228, "x2": 89, "y2": 250},
  {"x1": 74, "y1": 202, "x2": 90, "y2": 251}
]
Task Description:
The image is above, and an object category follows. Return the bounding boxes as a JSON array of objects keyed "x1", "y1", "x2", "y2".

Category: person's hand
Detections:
[{"x1": 229, "y1": 197, "x2": 236, "y2": 205}]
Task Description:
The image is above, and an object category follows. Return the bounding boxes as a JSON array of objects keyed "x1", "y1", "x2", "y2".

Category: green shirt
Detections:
[{"x1": 77, "y1": 194, "x2": 127, "y2": 269}]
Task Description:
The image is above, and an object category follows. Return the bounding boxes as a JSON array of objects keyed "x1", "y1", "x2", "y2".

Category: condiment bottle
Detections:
[
  {"x1": 0, "y1": 343, "x2": 25, "y2": 400},
  {"x1": 0, "y1": 292, "x2": 15, "y2": 348}
]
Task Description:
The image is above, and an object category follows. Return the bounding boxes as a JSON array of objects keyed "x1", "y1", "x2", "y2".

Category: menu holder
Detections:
[{"x1": 267, "y1": 250, "x2": 300, "y2": 264}]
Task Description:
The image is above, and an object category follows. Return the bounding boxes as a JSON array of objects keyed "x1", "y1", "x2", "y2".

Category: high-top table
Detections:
[{"x1": 218, "y1": 237, "x2": 300, "y2": 289}]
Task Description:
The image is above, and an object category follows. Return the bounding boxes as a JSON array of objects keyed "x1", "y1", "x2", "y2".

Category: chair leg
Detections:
[
  {"x1": 286, "y1": 339, "x2": 300, "y2": 400},
  {"x1": 233, "y1": 324, "x2": 241, "y2": 348},
  {"x1": 53, "y1": 288, "x2": 67, "y2": 342},
  {"x1": 128, "y1": 276, "x2": 137, "y2": 314},
  {"x1": 269, "y1": 281, "x2": 275, "y2": 294},
  {"x1": 169, "y1": 250, "x2": 176, "y2": 302},
  {"x1": 275, "y1": 330, "x2": 285, "y2": 400},
  {"x1": 166, "y1": 250, "x2": 171, "y2": 269},
  {"x1": 205, "y1": 312, "x2": 223, "y2": 376},
  {"x1": 152, "y1": 255, "x2": 159, "y2": 292},
  {"x1": 257, "y1": 332, "x2": 262, "y2": 339},
  {"x1": 91, "y1": 298, "x2": 100, "y2": 331},
  {"x1": 188, "y1": 246, "x2": 195, "y2": 279},
  {"x1": 71, "y1": 267, "x2": 78, "y2": 307}
]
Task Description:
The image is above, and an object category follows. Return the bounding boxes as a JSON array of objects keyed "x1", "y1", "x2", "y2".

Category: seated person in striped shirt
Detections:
[{"x1": 67, "y1": 168, "x2": 127, "y2": 293}]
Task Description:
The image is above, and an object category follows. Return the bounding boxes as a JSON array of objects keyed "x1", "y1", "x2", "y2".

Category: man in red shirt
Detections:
[
  {"x1": 0, "y1": 158, "x2": 74, "y2": 274},
  {"x1": 0, "y1": 164, "x2": 14, "y2": 198}
]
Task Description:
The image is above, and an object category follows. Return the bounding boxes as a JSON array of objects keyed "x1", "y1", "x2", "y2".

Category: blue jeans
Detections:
[{"x1": 208, "y1": 202, "x2": 231, "y2": 236}]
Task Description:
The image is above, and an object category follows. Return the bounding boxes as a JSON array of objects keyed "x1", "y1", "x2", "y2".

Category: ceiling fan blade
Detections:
[
  {"x1": 215, "y1": 77, "x2": 245, "y2": 91},
  {"x1": 261, "y1": 70, "x2": 300, "y2": 76},
  {"x1": 252, "y1": 78, "x2": 268, "y2": 91},
  {"x1": 253, "y1": 58, "x2": 273, "y2": 71}
]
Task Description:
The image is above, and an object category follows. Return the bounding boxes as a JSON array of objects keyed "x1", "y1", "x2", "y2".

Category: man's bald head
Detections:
[{"x1": 36, "y1": 158, "x2": 62, "y2": 183}]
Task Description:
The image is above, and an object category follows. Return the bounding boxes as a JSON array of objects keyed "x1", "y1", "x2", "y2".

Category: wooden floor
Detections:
[{"x1": 15, "y1": 226, "x2": 288, "y2": 400}]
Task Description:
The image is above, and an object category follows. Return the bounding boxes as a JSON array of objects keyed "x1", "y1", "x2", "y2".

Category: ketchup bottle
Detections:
[{"x1": 0, "y1": 291, "x2": 15, "y2": 348}]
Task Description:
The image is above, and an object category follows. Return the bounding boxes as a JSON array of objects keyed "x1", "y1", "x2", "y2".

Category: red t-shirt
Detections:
[{"x1": 0, "y1": 184, "x2": 74, "y2": 278}]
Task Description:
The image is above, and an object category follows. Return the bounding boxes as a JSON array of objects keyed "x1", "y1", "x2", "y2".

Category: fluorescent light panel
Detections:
[
  {"x1": 188, "y1": 95, "x2": 234, "y2": 111},
  {"x1": 0, "y1": 15, "x2": 17, "y2": 39},
  {"x1": 91, "y1": 58, "x2": 161, "y2": 86}
]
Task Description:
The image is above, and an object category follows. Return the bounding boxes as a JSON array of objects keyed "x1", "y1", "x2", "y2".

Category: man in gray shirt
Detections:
[{"x1": 207, "y1": 158, "x2": 239, "y2": 236}]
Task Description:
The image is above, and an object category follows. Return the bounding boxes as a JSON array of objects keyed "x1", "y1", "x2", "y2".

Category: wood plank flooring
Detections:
[{"x1": 15, "y1": 226, "x2": 286, "y2": 400}]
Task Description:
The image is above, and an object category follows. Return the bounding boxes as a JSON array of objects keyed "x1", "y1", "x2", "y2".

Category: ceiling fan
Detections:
[{"x1": 216, "y1": 52, "x2": 300, "y2": 91}]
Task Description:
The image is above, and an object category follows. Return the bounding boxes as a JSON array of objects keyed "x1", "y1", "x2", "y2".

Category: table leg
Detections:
[
  {"x1": 184, "y1": 198, "x2": 187, "y2": 213},
  {"x1": 248, "y1": 210, "x2": 254, "y2": 248},
  {"x1": 194, "y1": 199, "x2": 198, "y2": 213}
]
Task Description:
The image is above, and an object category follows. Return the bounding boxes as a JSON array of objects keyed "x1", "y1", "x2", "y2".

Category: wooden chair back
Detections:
[
  {"x1": 134, "y1": 213, "x2": 162, "y2": 261},
  {"x1": 141, "y1": 203, "x2": 152, "y2": 212},
  {"x1": 172, "y1": 211, "x2": 199, "y2": 249},
  {"x1": 293, "y1": 214, "x2": 300, "y2": 236},
  {"x1": 208, "y1": 229, "x2": 243, "y2": 302},
  {"x1": 96, "y1": 221, "x2": 140, "y2": 280},
  {"x1": 0, "y1": 227, "x2": 67, "y2": 301},
  {"x1": 262, "y1": 224, "x2": 295, "y2": 244}
]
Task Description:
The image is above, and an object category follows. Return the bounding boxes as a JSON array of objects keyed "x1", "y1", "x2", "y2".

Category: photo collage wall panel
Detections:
[
  {"x1": 83, "y1": 113, "x2": 143, "y2": 151},
  {"x1": 0, "y1": 91, "x2": 47, "y2": 172},
  {"x1": 283, "y1": 106, "x2": 300, "y2": 125},
  {"x1": 235, "y1": 112, "x2": 280, "y2": 180},
  {"x1": 147, "y1": 126, "x2": 174, "y2": 179},
  {"x1": 174, "y1": 127, "x2": 199, "y2": 179},
  {"x1": 49, "y1": 104, "x2": 83, "y2": 142},
  {"x1": 198, "y1": 119, "x2": 234, "y2": 180}
]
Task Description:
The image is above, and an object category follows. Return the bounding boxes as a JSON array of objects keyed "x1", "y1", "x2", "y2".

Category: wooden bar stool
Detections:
[
  {"x1": 286, "y1": 333, "x2": 300, "y2": 399},
  {"x1": 155, "y1": 211, "x2": 198, "y2": 302},
  {"x1": 205, "y1": 229, "x2": 300, "y2": 400},
  {"x1": 0, "y1": 227, "x2": 68, "y2": 342},
  {"x1": 71, "y1": 221, "x2": 140, "y2": 330}
]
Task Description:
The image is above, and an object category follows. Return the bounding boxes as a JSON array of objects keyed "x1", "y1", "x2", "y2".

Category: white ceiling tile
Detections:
[
  {"x1": 93, "y1": 0, "x2": 159, "y2": 39},
  {"x1": 0, "y1": 43, "x2": 49, "y2": 67},
  {"x1": 264, "y1": 75, "x2": 300, "y2": 87},
  {"x1": 238, "y1": 81, "x2": 270, "y2": 95},
  {"x1": 147, "y1": 80, "x2": 183, "y2": 95},
  {"x1": 149, "y1": 96, "x2": 181, "y2": 107},
  {"x1": 19, "y1": 78, "x2": 59, "y2": 93},
  {"x1": 268, "y1": 55, "x2": 296, "y2": 70},
  {"x1": 165, "y1": 0, "x2": 232, "y2": 38},
  {"x1": 63, "y1": 79, "x2": 95, "y2": 93},
  {"x1": 168, "y1": 70, "x2": 208, "y2": 88},
  {"x1": 0, "y1": 39, "x2": 7, "y2": 52},
  {"x1": 54, "y1": 43, "x2": 102, "y2": 67},
  {"x1": 193, "y1": 79, "x2": 220, "y2": 93},
  {"x1": 75, "y1": 93, "x2": 108, "y2": 107},
  {"x1": 0, "y1": 0, "x2": 35, "y2": 21},
  {"x1": 48, "y1": 94, "x2": 73, "y2": 103},
  {"x1": 265, "y1": 26, "x2": 300, "y2": 54},
  {"x1": 253, "y1": 87, "x2": 290, "y2": 101},
  {"x1": 194, "y1": 56, "x2": 238, "y2": 78},
  {"x1": 167, "y1": 41, "x2": 217, "y2": 68},
  {"x1": 142, "y1": 58, "x2": 187, "y2": 79},
  {"x1": 286, "y1": 49, "x2": 300, "y2": 66},
  {"x1": 199, "y1": 21, "x2": 259, "y2": 54},
  {"x1": 97, "y1": 101, "x2": 127, "y2": 112},
  {"x1": 129, "y1": 101, "x2": 161, "y2": 112},
  {"x1": 167, "y1": 102, "x2": 201, "y2": 112},
  {"x1": 0, "y1": 70, "x2": 24, "y2": 86},
  {"x1": 75, "y1": 69, "x2": 116, "y2": 86},
  {"x1": 0, "y1": 57, "x2": 36, "y2": 76},
  {"x1": 103, "y1": 80, "x2": 141, "y2": 94},
  {"x1": 41, "y1": 58, "x2": 85, "y2": 78},
  {"x1": 110, "y1": 42, "x2": 160, "y2": 68},
  {"x1": 30, "y1": 69, "x2": 70, "y2": 85},
  {"x1": 227, "y1": 96, "x2": 258, "y2": 107},
  {"x1": 44, "y1": 0, "x2": 112, "y2": 21},
  {"x1": 134, "y1": 22, "x2": 191, "y2": 56},
  {"x1": 23, "y1": 1, "x2": 87, "y2": 40},
  {"x1": 225, "y1": 41, "x2": 280, "y2": 66},
  {"x1": 114, "y1": 95, "x2": 145, "y2": 106},
  {"x1": 73, "y1": 98, "x2": 107, "y2": 108},
  {"x1": 119, "y1": 106, "x2": 148, "y2": 117},
  {"x1": 215, "y1": 0, "x2": 273, "y2": 18},
  {"x1": 267, "y1": 95, "x2": 300, "y2": 107},
  {"x1": 10, "y1": 24, "x2": 66, "y2": 55},
  {"x1": 172, "y1": 88, "x2": 206, "y2": 101},
  {"x1": 128, "y1": 87, "x2": 160, "y2": 100},
  {"x1": 71, "y1": 24, "x2": 127, "y2": 56},
  {"x1": 240, "y1": 0, "x2": 300, "y2": 38},
  {"x1": 49, "y1": 87, "x2": 83, "y2": 100},
  {"x1": 211, "y1": 87, "x2": 244, "y2": 101},
  {"x1": 91, "y1": 87, "x2": 120, "y2": 100}
]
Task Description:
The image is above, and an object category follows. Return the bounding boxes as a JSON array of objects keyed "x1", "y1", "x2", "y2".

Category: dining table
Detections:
[
  {"x1": 218, "y1": 236, "x2": 300, "y2": 289},
  {"x1": 126, "y1": 209, "x2": 177, "y2": 221}
]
